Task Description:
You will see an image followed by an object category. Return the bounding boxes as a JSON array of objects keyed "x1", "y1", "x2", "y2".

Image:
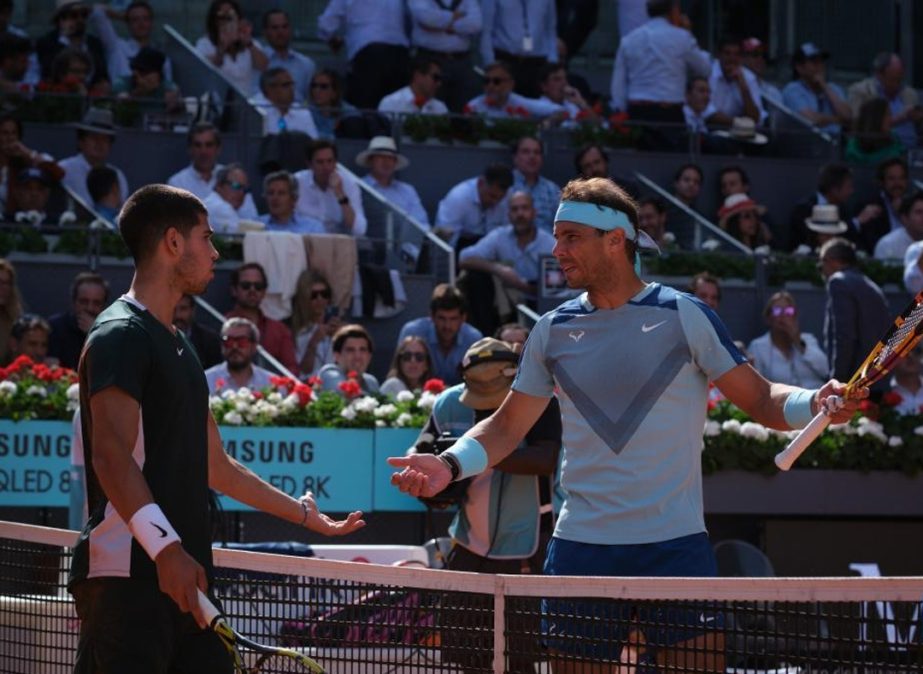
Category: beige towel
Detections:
[
  {"x1": 243, "y1": 231, "x2": 308, "y2": 320},
  {"x1": 303, "y1": 233, "x2": 357, "y2": 312}
]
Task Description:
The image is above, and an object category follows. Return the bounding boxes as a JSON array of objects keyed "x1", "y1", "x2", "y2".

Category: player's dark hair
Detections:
[{"x1": 118, "y1": 185, "x2": 206, "y2": 263}]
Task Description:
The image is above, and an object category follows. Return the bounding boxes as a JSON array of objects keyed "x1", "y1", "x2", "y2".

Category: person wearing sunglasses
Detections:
[
  {"x1": 464, "y1": 61, "x2": 564, "y2": 119},
  {"x1": 378, "y1": 55, "x2": 448, "y2": 116},
  {"x1": 36, "y1": 0, "x2": 108, "y2": 89},
  {"x1": 747, "y1": 291, "x2": 829, "y2": 389},
  {"x1": 204, "y1": 317, "x2": 275, "y2": 394},
  {"x1": 380, "y1": 336, "x2": 434, "y2": 396},
  {"x1": 201, "y1": 163, "x2": 253, "y2": 234},
  {"x1": 290, "y1": 270, "x2": 341, "y2": 377},
  {"x1": 226, "y1": 262, "x2": 299, "y2": 374},
  {"x1": 306, "y1": 68, "x2": 360, "y2": 140}
]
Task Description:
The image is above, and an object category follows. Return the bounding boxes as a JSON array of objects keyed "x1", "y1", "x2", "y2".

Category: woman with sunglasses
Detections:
[
  {"x1": 290, "y1": 270, "x2": 342, "y2": 377},
  {"x1": 717, "y1": 192, "x2": 772, "y2": 252},
  {"x1": 307, "y1": 68, "x2": 359, "y2": 140},
  {"x1": 380, "y1": 336, "x2": 433, "y2": 397},
  {"x1": 747, "y1": 291, "x2": 828, "y2": 388}
]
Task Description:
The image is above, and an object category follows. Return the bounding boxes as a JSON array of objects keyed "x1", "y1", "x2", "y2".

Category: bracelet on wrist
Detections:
[
  {"x1": 298, "y1": 499, "x2": 310, "y2": 527},
  {"x1": 440, "y1": 453, "x2": 461, "y2": 482}
]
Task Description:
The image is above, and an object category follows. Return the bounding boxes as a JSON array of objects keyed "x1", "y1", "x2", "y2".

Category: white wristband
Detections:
[
  {"x1": 443, "y1": 435, "x2": 489, "y2": 480},
  {"x1": 128, "y1": 503, "x2": 181, "y2": 560}
]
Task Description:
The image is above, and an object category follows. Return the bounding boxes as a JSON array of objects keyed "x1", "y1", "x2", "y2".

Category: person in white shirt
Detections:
[
  {"x1": 875, "y1": 191, "x2": 923, "y2": 261},
  {"x1": 356, "y1": 136, "x2": 429, "y2": 227},
  {"x1": 747, "y1": 291, "x2": 829, "y2": 390},
  {"x1": 88, "y1": 1, "x2": 173, "y2": 82},
  {"x1": 708, "y1": 36, "x2": 765, "y2": 123},
  {"x1": 378, "y1": 55, "x2": 448, "y2": 116},
  {"x1": 888, "y1": 346, "x2": 923, "y2": 416},
  {"x1": 434, "y1": 163, "x2": 513, "y2": 250},
  {"x1": 294, "y1": 139, "x2": 366, "y2": 236},
  {"x1": 202, "y1": 163, "x2": 252, "y2": 234},
  {"x1": 538, "y1": 63, "x2": 598, "y2": 125},
  {"x1": 204, "y1": 317, "x2": 275, "y2": 394},
  {"x1": 317, "y1": 0, "x2": 410, "y2": 110},
  {"x1": 252, "y1": 67, "x2": 319, "y2": 137},
  {"x1": 683, "y1": 76, "x2": 726, "y2": 135},
  {"x1": 741, "y1": 37, "x2": 783, "y2": 106},
  {"x1": 904, "y1": 241, "x2": 923, "y2": 294},
  {"x1": 194, "y1": 0, "x2": 267, "y2": 96},
  {"x1": 464, "y1": 61, "x2": 564, "y2": 119},
  {"x1": 59, "y1": 107, "x2": 128, "y2": 207},
  {"x1": 167, "y1": 122, "x2": 259, "y2": 216}
]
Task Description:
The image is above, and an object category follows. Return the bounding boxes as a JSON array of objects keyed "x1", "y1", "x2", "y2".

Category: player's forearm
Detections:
[
  {"x1": 92, "y1": 446, "x2": 156, "y2": 523},
  {"x1": 493, "y1": 440, "x2": 559, "y2": 475},
  {"x1": 210, "y1": 455, "x2": 302, "y2": 524}
]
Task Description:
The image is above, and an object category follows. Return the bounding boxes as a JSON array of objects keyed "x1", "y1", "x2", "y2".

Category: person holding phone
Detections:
[
  {"x1": 195, "y1": 0, "x2": 267, "y2": 96},
  {"x1": 290, "y1": 270, "x2": 342, "y2": 377}
]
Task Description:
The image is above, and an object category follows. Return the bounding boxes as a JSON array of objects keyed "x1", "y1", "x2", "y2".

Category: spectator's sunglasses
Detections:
[
  {"x1": 400, "y1": 352, "x2": 427, "y2": 363},
  {"x1": 770, "y1": 306, "x2": 797, "y2": 317},
  {"x1": 238, "y1": 281, "x2": 266, "y2": 291},
  {"x1": 222, "y1": 335, "x2": 253, "y2": 348},
  {"x1": 311, "y1": 289, "x2": 332, "y2": 300},
  {"x1": 228, "y1": 180, "x2": 249, "y2": 193}
]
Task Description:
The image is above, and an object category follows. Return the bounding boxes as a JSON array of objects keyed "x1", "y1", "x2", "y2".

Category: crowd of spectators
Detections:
[{"x1": 2, "y1": 0, "x2": 923, "y2": 410}]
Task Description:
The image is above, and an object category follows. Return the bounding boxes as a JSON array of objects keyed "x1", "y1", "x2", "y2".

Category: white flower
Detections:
[
  {"x1": 418, "y1": 391, "x2": 438, "y2": 410},
  {"x1": 701, "y1": 238, "x2": 721, "y2": 251},
  {"x1": 0, "y1": 380, "x2": 17, "y2": 396},
  {"x1": 26, "y1": 385, "x2": 47, "y2": 398},
  {"x1": 703, "y1": 420, "x2": 721, "y2": 437},
  {"x1": 353, "y1": 396, "x2": 380, "y2": 414},
  {"x1": 830, "y1": 422, "x2": 855, "y2": 435},
  {"x1": 223, "y1": 411, "x2": 243, "y2": 425},
  {"x1": 857, "y1": 424, "x2": 887, "y2": 442},
  {"x1": 234, "y1": 400, "x2": 251, "y2": 413},
  {"x1": 280, "y1": 393, "x2": 299, "y2": 412},
  {"x1": 914, "y1": 426, "x2": 923, "y2": 436},
  {"x1": 221, "y1": 389, "x2": 236, "y2": 400},
  {"x1": 58, "y1": 210, "x2": 77, "y2": 225},
  {"x1": 66, "y1": 383, "x2": 80, "y2": 400},
  {"x1": 662, "y1": 231, "x2": 676, "y2": 245},
  {"x1": 66, "y1": 400, "x2": 78, "y2": 412},
  {"x1": 340, "y1": 407, "x2": 357, "y2": 421},
  {"x1": 395, "y1": 412, "x2": 413, "y2": 427},
  {"x1": 235, "y1": 387, "x2": 253, "y2": 401},
  {"x1": 373, "y1": 403, "x2": 397, "y2": 418},
  {"x1": 721, "y1": 419, "x2": 741, "y2": 434},
  {"x1": 739, "y1": 422, "x2": 769, "y2": 442},
  {"x1": 267, "y1": 392, "x2": 283, "y2": 403},
  {"x1": 209, "y1": 395, "x2": 223, "y2": 406},
  {"x1": 396, "y1": 390, "x2": 415, "y2": 403},
  {"x1": 375, "y1": 420, "x2": 386, "y2": 427},
  {"x1": 888, "y1": 436, "x2": 904, "y2": 447}
]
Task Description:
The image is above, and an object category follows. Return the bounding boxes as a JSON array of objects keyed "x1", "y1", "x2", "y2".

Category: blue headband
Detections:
[{"x1": 554, "y1": 200, "x2": 648, "y2": 274}]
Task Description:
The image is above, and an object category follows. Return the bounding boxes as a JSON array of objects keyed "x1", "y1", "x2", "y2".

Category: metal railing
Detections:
[
  {"x1": 515, "y1": 303, "x2": 541, "y2": 327},
  {"x1": 633, "y1": 172, "x2": 752, "y2": 254}
]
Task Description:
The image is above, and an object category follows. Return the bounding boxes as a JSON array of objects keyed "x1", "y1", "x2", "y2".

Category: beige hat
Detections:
[
  {"x1": 355, "y1": 136, "x2": 409, "y2": 171},
  {"x1": 73, "y1": 107, "x2": 117, "y2": 136},
  {"x1": 458, "y1": 338, "x2": 519, "y2": 410},
  {"x1": 805, "y1": 204, "x2": 847, "y2": 234},
  {"x1": 713, "y1": 117, "x2": 769, "y2": 145}
]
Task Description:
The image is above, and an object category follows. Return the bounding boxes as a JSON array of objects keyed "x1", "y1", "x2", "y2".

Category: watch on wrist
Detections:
[
  {"x1": 337, "y1": 195, "x2": 349, "y2": 205},
  {"x1": 440, "y1": 453, "x2": 461, "y2": 482}
]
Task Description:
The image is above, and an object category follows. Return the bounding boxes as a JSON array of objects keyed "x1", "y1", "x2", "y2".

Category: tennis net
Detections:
[{"x1": 2, "y1": 520, "x2": 923, "y2": 673}]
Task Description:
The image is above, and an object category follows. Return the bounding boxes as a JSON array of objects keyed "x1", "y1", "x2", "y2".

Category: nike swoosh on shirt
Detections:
[{"x1": 641, "y1": 320, "x2": 667, "y2": 333}]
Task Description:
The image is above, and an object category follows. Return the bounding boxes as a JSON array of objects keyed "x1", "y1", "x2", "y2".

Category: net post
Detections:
[{"x1": 493, "y1": 574, "x2": 506, "y2": 674}]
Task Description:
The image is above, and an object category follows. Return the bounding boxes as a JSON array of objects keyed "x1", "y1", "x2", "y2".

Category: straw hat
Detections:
[
  {"x1": 805, "y1": 204, "x2": 847, "y2": 235},
  {"x1": 72, "y1": 107, "x2": 117, "y2": 136},
  {"x1": 717, "y1": 193, "x2": 766, "y2": 228},
  {"x1": 355, "y1": 136, "x2": 409, "y2": 171},
  {"x1": 712, "y1": 117, "x2": 768, "y2": 145}
]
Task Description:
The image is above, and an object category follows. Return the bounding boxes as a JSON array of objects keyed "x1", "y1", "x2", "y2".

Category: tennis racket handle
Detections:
[
  {"x1": 775, "y1": 411, "x2": 832, "y2": 471},
  {"x1": 197, "y1": 589, "x2": 221, "y2": 626}
]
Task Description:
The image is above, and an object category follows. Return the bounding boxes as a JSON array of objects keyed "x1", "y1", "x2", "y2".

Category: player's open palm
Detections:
[
  {"x1": 388, "y1": 453, "x2": 451, "y2": 498},
  {"x1": 155, "y1": 542, "x2": 208, "y2": 628},
  {"x1": 300, "y1": 490, "x2": 365, "y2": 536}
]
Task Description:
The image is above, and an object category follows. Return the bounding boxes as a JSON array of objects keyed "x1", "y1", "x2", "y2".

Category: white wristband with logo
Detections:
[{"x1": 128, "y1": 503, "x2": 181, "y2": 560}]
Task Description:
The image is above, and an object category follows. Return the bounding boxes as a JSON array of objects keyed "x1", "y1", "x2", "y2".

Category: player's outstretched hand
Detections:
[
  {"x1": 815, "y1": 379, "x2": 868, "y2": 424},
  {"x1": 300, "y1": 490, "x2": 365, "y2": 536},
  {"x1": 155, "y1": 542, "x2": 209, "y2": 628},
  {"x1": 387, "y1": 453, "x2": 451, "y2": 498}
]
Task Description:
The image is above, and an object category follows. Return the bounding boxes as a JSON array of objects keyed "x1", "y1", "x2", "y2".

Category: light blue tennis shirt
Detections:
[{"x1": 512, "y1": 283, "x2": 747, "y2": 545}]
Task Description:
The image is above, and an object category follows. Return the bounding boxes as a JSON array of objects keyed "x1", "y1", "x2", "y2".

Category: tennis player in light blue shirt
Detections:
[{"x1": 390, "y1": 176, "x2": 865, "y2": 669}]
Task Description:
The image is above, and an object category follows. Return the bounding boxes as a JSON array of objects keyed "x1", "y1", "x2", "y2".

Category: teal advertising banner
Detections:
[
  {"x1": 0, "y1": 422, "x2": 432, "y2": 512},
  {"x1": 218, "y1": 427, "x2": 375, "y2": 512},
  {"x1": 372, "y1": 428, "x2": 425, "y2": 512},
  {"x1": 0, "y1": 420, "x2": 72, "y2": 507}
]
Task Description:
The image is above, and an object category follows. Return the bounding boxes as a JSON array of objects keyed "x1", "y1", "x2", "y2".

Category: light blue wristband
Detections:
[
  {"x1": 443, "y1": 436, "x2": 489, "y2": 480},
  {"x1": 783, "y1": 388, "x2": 817, "y2": 429}
]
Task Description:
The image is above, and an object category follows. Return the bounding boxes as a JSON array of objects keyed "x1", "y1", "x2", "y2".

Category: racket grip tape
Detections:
[
  {"x1": 775, "y1": 410, "x2": 833, "y2": 471},
  {"x1": 197, "y1": 589, "x2": 222, "y2": 627}
]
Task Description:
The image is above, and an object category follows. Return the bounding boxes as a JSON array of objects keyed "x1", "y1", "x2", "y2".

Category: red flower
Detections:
[
  {"x1": 609, "y1": 111, "x2": 630, "y2": 134},
  {"x1": 858, "y1": 399, "x2": 879, "y2": 420},
  {"x1": 270, "y1": 375, "x2": 295, "y2": 390},
  {"x1": 252, "y1": 391, "x2": 263, "y2": 399},
  {"x1": 293, "y1": 383, "x2": 313, "y2": 406},
  {"x1": 422, "y1": 378, "x2": 446, "y2": 394},
  {"x1": 515, "y1": 105, "x2": 529, "y2": 118},
  {"x1": 413, "y1": 94, "x2": 428, "y2": 108},
  {"x1": 346, "y1": 370, "x2": 359, "y2": 380},
  {"x1": 338, "y1": 380, "x2": 362, "y2": 399},
  {"x1": 462, "y1": 103, "x2": 473, "y2": 115},
  {"x1": 881, "y1": 391, "x2": 903, "y2": 407},
  {"x1": 575, "y1": 108, "x2": 592, "y2": 121},
  {"x1": 307, "y1": 375, "x2": 322, "y2": 389},
  {"x1": 215, "y1": 377, "x2": 226, "y2": 390}
]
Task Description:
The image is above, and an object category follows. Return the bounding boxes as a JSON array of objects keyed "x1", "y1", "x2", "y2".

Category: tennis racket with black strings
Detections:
[
  {"x1": 199, "y1": 589, "x2": 326, "y2": 673},
  {"x1": 775, "y1": 290, "x2": 923, "y2": 470}
]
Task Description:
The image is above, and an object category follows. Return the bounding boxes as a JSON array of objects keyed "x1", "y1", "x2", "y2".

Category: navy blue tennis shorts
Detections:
[{"x1": 541, "y1": 533, "x2": 724, "y2": 660}]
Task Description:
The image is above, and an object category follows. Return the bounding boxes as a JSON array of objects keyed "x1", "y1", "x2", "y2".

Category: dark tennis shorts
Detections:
[
  {"x1": 541, "y1": 533, "x2": 724, "y2": 661},
  {"x1": 72, "y1": 577, "x2": 232, "y2": 674}
]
